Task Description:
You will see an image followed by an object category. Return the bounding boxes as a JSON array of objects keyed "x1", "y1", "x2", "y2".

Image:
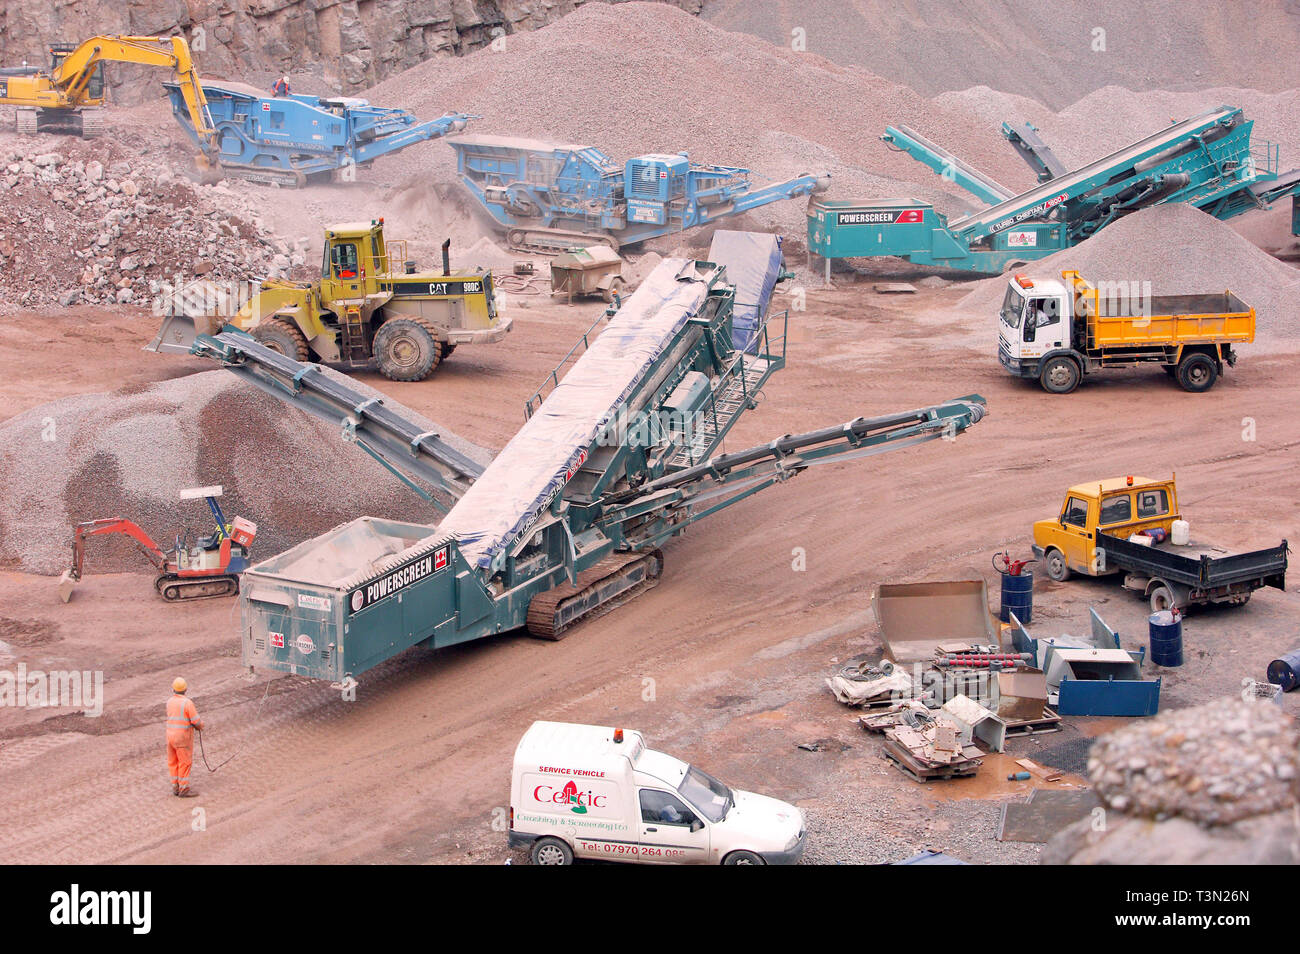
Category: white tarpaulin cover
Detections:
[{"x1": 438, "y1": 257, "x2": 713, "y2": 569}]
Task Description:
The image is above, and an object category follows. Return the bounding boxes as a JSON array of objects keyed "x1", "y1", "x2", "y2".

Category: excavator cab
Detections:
[{"x1": 49, "y1": 43, "x2": 104, "y2": 101}]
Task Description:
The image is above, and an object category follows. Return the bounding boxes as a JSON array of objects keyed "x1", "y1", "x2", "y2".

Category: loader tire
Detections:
[
  {"x1": 374, "y1": 316, "x2": 443, "y2": 382},
  {"x1": 1175, "y1": 352, "x2": 1217, "y2": 393},
  {"x1": 252, "y1": 318, "x2": 310, "y2": 362}
]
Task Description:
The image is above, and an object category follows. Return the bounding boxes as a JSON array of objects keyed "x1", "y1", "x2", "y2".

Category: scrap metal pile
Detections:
[{"x1": 827, "y1": 582, "x2": 1164, "y2": 783}]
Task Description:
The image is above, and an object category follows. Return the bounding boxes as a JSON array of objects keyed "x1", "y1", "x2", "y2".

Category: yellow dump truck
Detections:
[
  {"x1": 998, "y1": 270, "x2": 1255, "y2": 393},
  {"x1": 1032, "y1": 475, "x2": 1287, "y2": 612}
]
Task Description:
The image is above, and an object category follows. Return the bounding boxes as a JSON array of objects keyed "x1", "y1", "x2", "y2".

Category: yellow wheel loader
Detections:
[{"x1": 149, "y1": 220, "x2": 511, "y2": 381}]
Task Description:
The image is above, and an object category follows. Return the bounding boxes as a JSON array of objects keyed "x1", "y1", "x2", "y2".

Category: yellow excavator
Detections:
[{"x1": 0, "y1": 34, "x2": 220, "y2": 172}]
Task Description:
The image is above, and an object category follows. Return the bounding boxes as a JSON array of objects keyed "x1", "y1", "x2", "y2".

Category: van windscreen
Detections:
[{"x1": 679, "y1": 766, "x2": 732, "y2": 822}]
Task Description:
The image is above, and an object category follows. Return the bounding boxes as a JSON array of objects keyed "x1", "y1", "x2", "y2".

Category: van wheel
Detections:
[
  {"x1": 252, "y1": 318, "x2": 310, "y2": 362},
  {"x1": 1176, "y1": 353, "x2": 1217, "y2": 392},
  {"x1": 1039, "y1": 356, "x2": 1081, "y2": 394},
  {"x1": 723, "y1": 850, "x2": 766, "y2": 865},
  {"x1": 1043, "y1": 548, "x2": 1070, "y2": 582},
  {"x1": 1149, "y1": 585, "x2": 1177, "y2": 613},
  {"x1": 530, "y1": 837, "x2": 574, "y2": 866},
  {"x1": 374, "y1": 316, "x2": 443, "y2": 381}
]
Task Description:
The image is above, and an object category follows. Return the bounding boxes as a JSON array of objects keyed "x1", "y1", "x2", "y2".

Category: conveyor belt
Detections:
[
  {"x1": 192, "y1": 330, "x2": 484, "y2": 504},
  {"x1": 950, "y1": 106, "x2": 1240, "y2": 237},
  {"x1": 1001, "y1": 121, "x2": 1068, "y2": 182},
  {"x1": 437, "y1": 258, "x2": 716, "y2": 569},
  {"x1": 885, "y1": 124, "x2": 1014, "y2": 205},
  {"x1": 708, "y1": 230, "x2": 784, "y2": 351}
]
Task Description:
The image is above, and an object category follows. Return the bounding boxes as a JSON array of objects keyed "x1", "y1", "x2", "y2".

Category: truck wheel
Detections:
[
  {"x1": 374, "y1": 316, "x2": 443, "y2": 382},
  {"x1": 1043, "y1": 548, "x2": 1070, "y2": 582},
  {"x1": 1176, "y1": 353, "x2": 1218, "y2": 392},
  {"x1": 723, "y1": 850, "x2": 766, "y2": 866},
  {"x1": 1039, "y1": 356, "x2": 1081, "y2": 394},
  {"x1": 441, "y1": 343, "x2": 456, "y2": 359},
  {"x1": 1148, "y1": 585, "x2": 1177, "y2": 613},
  {"x1": 530, "y1": 837, "x2": 573, "y2": 866},
  {"x1": 252, "y1": 318, "x2": 310, "y2": 362}
]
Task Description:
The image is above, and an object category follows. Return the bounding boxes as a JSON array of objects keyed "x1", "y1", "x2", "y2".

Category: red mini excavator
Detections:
[{"x1": 58, "y1": 486, "x2": 256, "y2": 603}]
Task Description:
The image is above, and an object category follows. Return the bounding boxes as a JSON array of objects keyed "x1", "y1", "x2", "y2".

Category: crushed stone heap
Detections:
[{"x1": 1088, "y1": 697, "x2": 1299, "y2": 826}]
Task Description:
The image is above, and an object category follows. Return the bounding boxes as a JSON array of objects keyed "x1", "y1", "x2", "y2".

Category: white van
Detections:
[{"x1": 509, "y1": 721, "x2": 807, "y2": 865}]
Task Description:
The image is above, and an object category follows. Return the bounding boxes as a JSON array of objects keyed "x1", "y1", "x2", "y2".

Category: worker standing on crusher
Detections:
[
  {"x1": 271, "y1": 75, "x2": 291, "y2": 97},
  {"x1": 166, "y1": 678, "x2": 204, "y2": 797}
]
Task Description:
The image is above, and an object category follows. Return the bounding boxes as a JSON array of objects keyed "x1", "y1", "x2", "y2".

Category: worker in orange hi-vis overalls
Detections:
[{"x1": 166, "y1": 677, "x2": 204, "y2": 797}]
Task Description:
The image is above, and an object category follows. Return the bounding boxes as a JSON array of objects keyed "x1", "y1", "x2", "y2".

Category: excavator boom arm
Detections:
[
  {"x1": 68, "y1": 517, "x2": 169, "y2": 580},
  {"x1": 35, "y1": 35, "x2": 218, "y2": 155}
]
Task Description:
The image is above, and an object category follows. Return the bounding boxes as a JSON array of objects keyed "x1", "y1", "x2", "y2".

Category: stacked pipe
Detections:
[{"x1": 935, "y1": 652, "x2": 1033, "y2": 669}]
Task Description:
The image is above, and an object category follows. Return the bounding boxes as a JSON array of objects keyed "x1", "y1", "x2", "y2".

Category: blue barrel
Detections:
[
  {"x1": 1148, "y1": 610, "x2": 1183, "y2": 667},
  {"x1": 1266, "y1": 649, "x2": 1300, "y2": 692},
  {"x1": 999, "y1": 570, "x2": 1033, "y2": 623}
]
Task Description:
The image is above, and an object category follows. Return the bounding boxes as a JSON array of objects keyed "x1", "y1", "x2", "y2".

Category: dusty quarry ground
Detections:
[{"x1": 1, "y1": 280, "x2": 1297, "y2": 864}]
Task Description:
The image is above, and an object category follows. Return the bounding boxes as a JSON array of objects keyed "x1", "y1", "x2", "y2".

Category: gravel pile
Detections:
[
  {"x1": 0, "y1": 369, "x2": 491, "y2": 576},
  {"x1": 958, "y1": 204, "x2": 1300, "y2": 342},
  {"x1": 0, "y1": 137, "x2": 297, "y2": 312},
  {"x1": 1088, "y1": 698, "x2": 1299, "y2": 826},
  {"x1": 362, "y1": 2, "x2": 1023, "y2": 249},
  {"x1": 703, "y1": 0, "x2": 1300, "y2": 110}
]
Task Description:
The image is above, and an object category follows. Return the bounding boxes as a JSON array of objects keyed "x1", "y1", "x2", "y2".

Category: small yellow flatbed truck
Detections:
[
  {"x1": 1032, "y1": 475, "x2": 1287, "y2": 612},
  {"x1": 998, "y1": 270, "x2": 1255, "y2": 393}
]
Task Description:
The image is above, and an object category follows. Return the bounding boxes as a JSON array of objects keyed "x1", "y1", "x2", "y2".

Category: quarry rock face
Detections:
[{"x1": 0, "y1": 0, "x2": 702, "y2": 101}]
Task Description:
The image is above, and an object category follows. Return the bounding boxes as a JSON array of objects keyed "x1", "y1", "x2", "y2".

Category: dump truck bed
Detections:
[
  {"x1": 1067, "y1": 270, "x2": 1256, "y2": 348},
  {"x1": 1098, "y1": 531, "x2": 1287, "y2": 591}
]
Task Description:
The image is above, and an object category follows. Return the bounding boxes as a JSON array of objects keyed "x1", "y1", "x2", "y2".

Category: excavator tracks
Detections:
[
  {"x1": 78, "y1": 109, "x2": 105, "y2": 139},
  {"x1": 526, "y1": 550, "x2": 663, "y2": 640},
  {"x1": 221, "y1": 163, "x2": 308, "y2": 189},
  {"x1": 154, "y1": 573, "x2": 240, "y2": 602}
]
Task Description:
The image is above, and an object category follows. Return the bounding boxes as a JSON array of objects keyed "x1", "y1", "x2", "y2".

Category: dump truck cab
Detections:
[
  {"x1": 998, "y1": 272, "x2": 1074, "y2": 366},
  {"x1": 1034, "y1": 476, "x2": 1180, "y2": 580}
]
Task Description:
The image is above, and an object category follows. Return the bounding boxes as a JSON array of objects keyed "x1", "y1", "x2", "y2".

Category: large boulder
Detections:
[{"x1": 1044, "y1": 699, "x2": 1300, "y2": 864}]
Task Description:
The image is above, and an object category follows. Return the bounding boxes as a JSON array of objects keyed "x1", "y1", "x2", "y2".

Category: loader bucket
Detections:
[
  {"x1": 146, "y1": 312, "x2": 202, "y2": 355},
  {"x1": 57, "y1": 570, "x2": 78, "y2": 603}
]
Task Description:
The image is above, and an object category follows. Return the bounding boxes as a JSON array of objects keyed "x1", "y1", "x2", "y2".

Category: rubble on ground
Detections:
[{"x1": 0, "y1": 138, "x2": 301, "y2": 313}]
